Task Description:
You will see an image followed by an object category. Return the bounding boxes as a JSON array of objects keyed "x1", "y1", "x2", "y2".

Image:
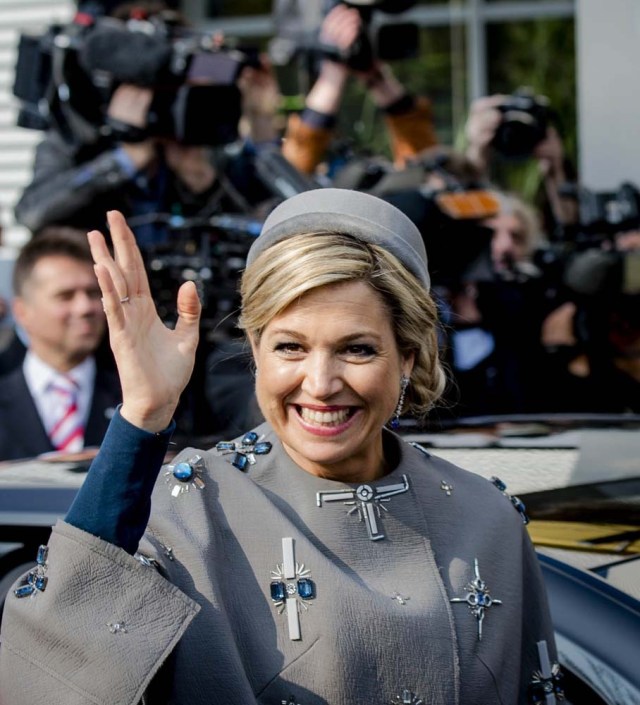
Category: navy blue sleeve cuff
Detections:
[
  {"x1": 65, "y1": 407, "x2": 175, "y2": 554},
  {"x1": 300, "y1": 108, "x2": 337, "y2": 131}
]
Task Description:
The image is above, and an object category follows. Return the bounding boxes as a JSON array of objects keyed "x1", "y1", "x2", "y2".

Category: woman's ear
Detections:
[
  {"x1": 247, "y1": 332, "x2": 259, "y2": 362},
  {"x1": 402, "y1": 351, "x2": 415, "y2": 379}
]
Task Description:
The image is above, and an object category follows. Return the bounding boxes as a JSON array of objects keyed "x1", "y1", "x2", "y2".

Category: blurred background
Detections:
[{"x1": 1, "y1": 0, "x2": 638, "y2": 246}]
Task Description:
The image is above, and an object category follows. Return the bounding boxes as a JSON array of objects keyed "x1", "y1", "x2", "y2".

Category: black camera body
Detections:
[
  {"x1": 535, "y1": 182, "x2": 640, "y2": 299},
  {"x1": 269, "y1": 0, "x2": 419, "y2": 74},
  {"x1": 492, "y1": 87, "x2": 551, "y2": 159},
  {"x1": 12, "y1": 10, "x2": 253, "y2": 147},
  {"x1": 578, "y1": 182, "x2": 640, "y2": 240}
]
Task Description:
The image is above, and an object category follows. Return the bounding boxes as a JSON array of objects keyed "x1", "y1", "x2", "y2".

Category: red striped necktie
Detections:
[{"x1": 48, "y1": 375, "x2": 85, "y2": 452}]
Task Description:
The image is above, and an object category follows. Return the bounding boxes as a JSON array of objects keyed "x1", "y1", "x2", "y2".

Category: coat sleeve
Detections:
[
  {"x1": 517, "y1": 529, "x2": 563, "y2": 704},
  {"x1": 0, "y1": 521, "x2": 200, "y2": 705},
  {"x1": 14, "y1": 131, "x2": 137, "y2": 234},
  {"x1": 384, "y1": 95, "x2": 438, "y2": 167}
]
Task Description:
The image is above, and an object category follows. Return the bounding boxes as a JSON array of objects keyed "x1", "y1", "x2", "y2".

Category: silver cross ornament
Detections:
[
  {"x1": 529, "y1": 640, "x2": 564, "y2": 704},
  {"x1": 391, "y1": 689, "x2": 424, "y2": 704},
  {"x1": 316, "y1": 475, "x2": 410, "y2": 541},
  {"x1": 450, "y1": 558, "x2": 502, "y2": 640},
  {"x1": 270, "y1": 537, "x2": 315, "y2": 640}
]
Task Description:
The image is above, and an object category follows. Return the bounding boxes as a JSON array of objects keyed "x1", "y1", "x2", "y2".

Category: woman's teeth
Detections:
[{"x1": 298, "y1": 407, "x2": 351, "y2": 425}]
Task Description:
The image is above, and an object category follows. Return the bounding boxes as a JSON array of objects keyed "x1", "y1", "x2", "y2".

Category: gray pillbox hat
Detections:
[{"x1": 247, "y1": 188, "x2": 430, "y2": 291}]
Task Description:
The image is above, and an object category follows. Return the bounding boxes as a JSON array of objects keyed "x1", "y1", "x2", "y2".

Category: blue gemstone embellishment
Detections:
[
  {"x1": 165, "y1": 455, "x2": 206, "y2": 497},
  {"x1": 14, "y1": 545, "x2": 49, "y2": 599},
  {"x1": 36, "y1": 545, "x2": 48, "y2": 565},
  {"x1": 216, "y1": 441, "x2": 236, "y2": 451},
  {"x1": 491, "y1": 476, "x2": 529, "y2": 524},
  {"x1": 232, "y1": 452, "x2": 249, "y2": 471},
  {"x1": 216, "y1": 431, "x2": 273, "y2": 471},
  {"x1": 297, "y1": 578, "x2": 315, "y2": 599},
  {"x1": 14, "y1": 584, "x2": 35, "y2": 598},
  {"x1": 270, "y1": 581, "x2": 286, "y2": 601},
  {"x1": 172, "y1": 462, "x2": 195, "y2": 482},
  {"x1": 491, "y1": 476, "x2": 507, "y2": 492}
]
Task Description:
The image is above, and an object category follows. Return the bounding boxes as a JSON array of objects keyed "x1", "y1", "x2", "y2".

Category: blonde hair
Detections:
[{"x1": 239, "y1": 232, "x2": 446, "y2": 417}]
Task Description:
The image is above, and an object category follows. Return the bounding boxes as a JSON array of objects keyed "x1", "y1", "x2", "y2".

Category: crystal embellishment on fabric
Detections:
[
  {"x1": 14, "y1": 545, "x2": 49, "y2": 598},
  {"x1": 270, "y1": 537, "x2": 315, "y2": 641},
  {"x1": 216, "y1": 431, "x2": 272, "y2": 471},
  {"x1": 107, "y1": 622, "x2": 128, "y2": 634},
  {"x1": 450, "y1": 558, "x2": 503, "y2": 641},
  {"x1": 317, "y1": 475, "x2": 410, "y2": 541},
  {"x1": 391, "y1": 592, "x2": 410, "y2": 605},
  {"x1": 440, "y1": 480, "x2": 453, "y2": 496},
  {"x1": 391, "y1": 689, "x2": 424, "y2": 704},
  {"x1": 528, "y1": 640, "x2": 565, "y2": 704},
  {"x1": 164, "y1": 454, "x2": 206, "y2": 497},
  {"x1": 491, "y1": 475, "x2": 529, "y2": 524}
]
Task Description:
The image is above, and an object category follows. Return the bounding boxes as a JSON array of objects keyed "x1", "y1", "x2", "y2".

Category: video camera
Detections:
[
  {"x1": 12, "y1": 7, "x2": 258, "y2": 146},
  {"x1": 535, "y1": 182, "x2": 640, "y2": 299},
  {"x1": 269, "y1": 0, "x2": 420, "y2": 74},
  {"x1": 491, "y1": 87, "x2": 552, "y2": 159}
]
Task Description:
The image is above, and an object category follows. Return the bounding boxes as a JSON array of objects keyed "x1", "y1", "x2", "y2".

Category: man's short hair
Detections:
[{"x1": 12, "y1": 227, "x2": 93, "y2": 297}]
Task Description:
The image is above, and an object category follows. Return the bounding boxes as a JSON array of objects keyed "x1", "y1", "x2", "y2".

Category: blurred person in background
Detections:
[
  {"x1": 282, "y1": 3, "x2": 438, "y2": 179},
  {"x1": 0, "y1": 228, "x2": 120, "y2": 461},
  {"x1": 464, "y1": 92, "x2": 578, "y2": 235},
  {"x1": 13, "y1": 2, "x2": 287, "y2": 248},
  {"x1": 538, "y1": 226, "x2": 640, "y2": 413}
]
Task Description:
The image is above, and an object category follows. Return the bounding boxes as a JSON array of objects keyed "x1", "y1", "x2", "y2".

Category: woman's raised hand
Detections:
[{"x1": 88, "y1": 211, "x2": 201, "y2": 432}]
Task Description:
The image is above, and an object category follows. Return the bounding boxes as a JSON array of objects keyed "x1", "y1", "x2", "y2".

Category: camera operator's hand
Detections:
[
  {"x1": 88, "y1": 210, "x2": 201, "y2": 433},
  {"x1": 465, "y1": 94, "x2": 507, "y2": 175},
  {"x1": 237, "y1": 55, "x2": 282, "y2": 144},
  {"x1": 533, "y1": 126, "x2": 578, "y2": 226},
  {"x1": 533, "y1": 126, "x2": 564, "y2": 179},
  {"x1": 615, "y1": 229, "x2": 640, "y2": 251},
  {"x1": 107, "y1": 85, "x2": 156, "y2": 169},
  {"x1": 163, "y1": 142, "x2": 216, "y2": 195},
  {"x1": 303, "y1": 4, "x2": 361, "y2": 116}
]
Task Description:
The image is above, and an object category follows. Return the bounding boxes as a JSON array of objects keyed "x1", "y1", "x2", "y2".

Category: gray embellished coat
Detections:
[{"x1": 0, "y1": 423, "x2": 557, "y2": 704}]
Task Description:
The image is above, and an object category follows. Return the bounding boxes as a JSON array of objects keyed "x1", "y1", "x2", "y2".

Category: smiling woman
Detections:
[{"x1": 0, "y1": 189, "x2": 562, "y2": 705}]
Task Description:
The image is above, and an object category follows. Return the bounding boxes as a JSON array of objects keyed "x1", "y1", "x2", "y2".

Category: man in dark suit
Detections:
[{"x1": 0, "y1": 228, "x2": 121, "y2": 461}]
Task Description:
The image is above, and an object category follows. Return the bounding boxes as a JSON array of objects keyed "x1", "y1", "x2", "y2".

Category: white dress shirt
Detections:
[{"x1": 23, "y1": 352, "x2": 96, "y2": 438}]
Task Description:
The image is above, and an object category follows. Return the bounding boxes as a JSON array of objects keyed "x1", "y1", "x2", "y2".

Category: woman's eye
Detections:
[
  {"x1": 274, "y1": 342, "x2": 303, "y2": 354},
  {"x1": 344, "y1": 344, "x2": 377, "y2": 357}
]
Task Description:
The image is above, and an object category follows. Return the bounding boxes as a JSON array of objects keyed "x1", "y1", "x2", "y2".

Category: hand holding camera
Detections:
[{"x1": 107, "y1": 85, "x2": 157, "y2": 168}]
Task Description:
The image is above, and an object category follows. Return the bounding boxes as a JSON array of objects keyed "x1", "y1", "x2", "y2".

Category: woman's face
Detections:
[{"x1": 250, "y1": 280, "x2": 414, "y2": 483}]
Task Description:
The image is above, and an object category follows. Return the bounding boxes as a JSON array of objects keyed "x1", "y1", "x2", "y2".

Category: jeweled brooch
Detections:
[
  {"x1": 391, "y1": 690, "x2": 424, "y2": 705},
  {"x1": 450, "y1": 557, "x2": 503, "y2": 640},
  {"x1": 529, "y1": 640, "x2": 565, "y2": 704},
  {"x1": 216, "y1": 431, "x2": 272, "y2": 471},
  {"x1": 270, "y1": 537, "x2": 315, "y2": 641},
  {"x1": 491, "y1": 476, "x2": 529, "y2": 524},
  {"x1": 317, "y1": 475, "x2": 410, "y2": 541},
  {"x1": 164, "y1": 454, "x2": 206, "y2": 497},
  {"x1": 14, "y1": 545, "x2": 49, "y2": 598}
]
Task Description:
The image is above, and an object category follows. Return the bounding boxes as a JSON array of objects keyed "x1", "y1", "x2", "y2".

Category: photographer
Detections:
[
  {"x1": 370, "y1": 147, "x2": 552, "y2": 416},
  {"x1": 13, "y1": 3, "x2": 282, "y2": 247},
  {"x1": 282, "y1": 3, "x2": 437, "y2": 177},
  {"x1": 464, "y1": 92, "x2": 578, "y2": 233},
  {"x1": 538, "y1": 223, "x2": 640, "y2": 413}
]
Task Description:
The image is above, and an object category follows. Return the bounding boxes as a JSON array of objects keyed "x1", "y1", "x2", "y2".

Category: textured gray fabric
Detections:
[
  {"x1": 1, "y1": 522, "x2": 199, "y2": 705},
  {"x1": 247, "y1": 188, "x2": 431, "y2": 291},
  {"x1": 0, "y1": 425, "x2": 556, "y2": 704}
]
